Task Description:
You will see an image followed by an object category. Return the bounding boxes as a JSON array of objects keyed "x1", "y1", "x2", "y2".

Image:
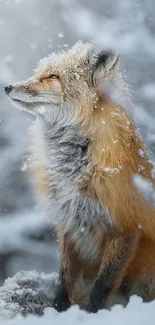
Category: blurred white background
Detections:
[{"x1": 0, "y1": 0, "x2": 155, "y2": 285}]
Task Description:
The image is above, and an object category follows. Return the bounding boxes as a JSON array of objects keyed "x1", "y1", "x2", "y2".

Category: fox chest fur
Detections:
[{"x1": 31, "y1": 116, "x2": 113, "y2": 261}]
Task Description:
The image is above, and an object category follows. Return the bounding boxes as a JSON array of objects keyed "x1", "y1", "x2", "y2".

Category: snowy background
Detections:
[{"x1": 0, "y1": 0, "x2": 155, "y2": 323}]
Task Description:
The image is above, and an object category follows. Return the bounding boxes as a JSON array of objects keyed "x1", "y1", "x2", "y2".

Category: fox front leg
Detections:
[
  {"x1": 52, "y1": 267, "x2": 71, "y2": 312},
  {"x1": 87, "y1": 234, "x2": 137, "y2": 313},
  {"x1": 52, "y1": 231, "x2": 71, "y2": 312},
  {"x1": 52, "y1": 231, "x2": 82, "y2": 312}
]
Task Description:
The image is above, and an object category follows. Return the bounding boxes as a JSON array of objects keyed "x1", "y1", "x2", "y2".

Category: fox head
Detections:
[{"x1": 5, "y1": 42, "x2": 119, "y2": 122}]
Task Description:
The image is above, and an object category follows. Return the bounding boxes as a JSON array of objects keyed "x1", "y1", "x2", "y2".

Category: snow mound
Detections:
[
  {"x1": 0, "y1": 270, "x2": 58, "y2": 318},
  {"x1": 0, "y1": 271, "x2": 155, "y2": 325},
  {"x1": 1, "y1": 296, "x2": 155, "y2": 325}
]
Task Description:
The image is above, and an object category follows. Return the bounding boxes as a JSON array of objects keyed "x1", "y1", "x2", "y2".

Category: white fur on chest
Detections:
[{"x1": 30, "y1": 118, "x2": 49, "y2": 167}]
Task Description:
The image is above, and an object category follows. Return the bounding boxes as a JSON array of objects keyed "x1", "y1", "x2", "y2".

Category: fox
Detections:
[{"x1": 5, "y1": 42, "x2": 155, "y2": 313}]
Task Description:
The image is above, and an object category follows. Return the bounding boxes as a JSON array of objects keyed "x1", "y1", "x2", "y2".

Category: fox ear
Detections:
[{"x1": 91, "y1": 51, "x2": 119, "y2": 86}]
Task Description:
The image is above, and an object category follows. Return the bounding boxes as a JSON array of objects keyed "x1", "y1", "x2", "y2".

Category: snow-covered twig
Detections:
[{"x1": 0, "y1": 270, "x2": 58, "y2": 319}]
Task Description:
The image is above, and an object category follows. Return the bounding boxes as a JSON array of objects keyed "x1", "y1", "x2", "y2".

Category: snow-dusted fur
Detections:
[{"x1": 8, "y1": 42, "x2": 120, "y2": 262}]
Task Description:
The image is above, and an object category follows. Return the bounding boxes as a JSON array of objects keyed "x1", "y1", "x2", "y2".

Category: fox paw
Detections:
[{"x1": 52, "y1": 293, "x2": 71, "y2": 312}]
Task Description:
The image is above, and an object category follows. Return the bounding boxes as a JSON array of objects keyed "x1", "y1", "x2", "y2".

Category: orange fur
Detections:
[
  {"x1": 77, "y1": 95, "x2": 155, "y2": 298},
  {"x1": 78, "y1": 96, "x2": 155, "y2": 236}
]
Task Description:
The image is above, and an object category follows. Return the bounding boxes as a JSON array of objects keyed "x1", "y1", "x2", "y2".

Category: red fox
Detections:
[{"x1": 5, "y1": 42, "x2": 155, "y2": 312}]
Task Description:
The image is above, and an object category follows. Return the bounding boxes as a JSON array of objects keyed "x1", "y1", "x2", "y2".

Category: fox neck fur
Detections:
[{"x1": 30, "y1": 101, "x2": 116, "y2": 262}]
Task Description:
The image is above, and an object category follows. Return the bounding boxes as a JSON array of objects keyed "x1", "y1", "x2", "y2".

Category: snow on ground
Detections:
[
  {"x1": 0, "y1": 270, "x2": 154, "y2": 325},
  {"x1": 2, "y1": 299, "x2": 155, "y2": 325},
  {"x1": 0, "y1": 270, "x2": 58, "y2": 318}
]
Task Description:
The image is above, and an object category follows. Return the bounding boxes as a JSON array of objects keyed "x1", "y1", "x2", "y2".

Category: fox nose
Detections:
[{"x1": 5, "y1": 85, "x2": 13, "y2": 95}]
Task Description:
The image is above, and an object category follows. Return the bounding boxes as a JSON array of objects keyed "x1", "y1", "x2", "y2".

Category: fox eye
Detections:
[{"x1": 49, "y1": 74, "x2": 59, "y2": 80}]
